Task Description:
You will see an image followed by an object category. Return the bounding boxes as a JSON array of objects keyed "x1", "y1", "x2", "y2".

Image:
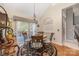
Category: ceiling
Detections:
[{"x1": 0, "y1": 3, "x2": 56, "y2": 19}]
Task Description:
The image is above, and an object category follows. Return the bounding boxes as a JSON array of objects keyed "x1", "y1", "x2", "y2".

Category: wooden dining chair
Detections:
[
  {"x1": 49, "y1": 33, "x2": 54, "y2": 42},
  {"x1": 30, "y1": 35, "x2": 43, "y2": 49}
]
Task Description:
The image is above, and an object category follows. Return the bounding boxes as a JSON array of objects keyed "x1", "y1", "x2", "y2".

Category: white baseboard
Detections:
[
  {"x1": 64, "y1": 42, "x2": 79, "y2": 50},
  {"x1": 52, "y1": 40, "x2": 63, "y2": 45},
  {"x1": 52, "y1": 40, "x2": 79, "y2": 50}
]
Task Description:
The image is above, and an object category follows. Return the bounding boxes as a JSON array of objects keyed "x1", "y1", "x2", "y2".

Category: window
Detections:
[
  {"x1": 14, "y1": 21, "x2": 37, "y2": 46},
  {"x1": 16, "y1": 21, "x2": 29, "y2": 32}
]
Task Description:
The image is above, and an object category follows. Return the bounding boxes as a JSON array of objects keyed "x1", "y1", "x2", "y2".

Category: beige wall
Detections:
[
  {"x1": 1, "y1": 3, "x2": 79, "y2": 49},
  {"x1": 38, "y1": 3, "x2": 78, "y2": 48}
]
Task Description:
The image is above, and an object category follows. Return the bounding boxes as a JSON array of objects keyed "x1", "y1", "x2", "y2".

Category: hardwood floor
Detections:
[{"x1": 52, "y1": 43, "x2": 79, "y2": 56}]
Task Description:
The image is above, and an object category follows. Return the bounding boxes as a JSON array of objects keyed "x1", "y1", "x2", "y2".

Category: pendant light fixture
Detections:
[{"x1": 33, "y1": 3, "x2": 39, "y2": 27}]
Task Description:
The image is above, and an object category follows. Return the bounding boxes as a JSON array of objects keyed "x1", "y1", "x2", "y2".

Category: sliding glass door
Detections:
[{"x1": 14, "y1": 21, "x2": 37, "y2": 46}]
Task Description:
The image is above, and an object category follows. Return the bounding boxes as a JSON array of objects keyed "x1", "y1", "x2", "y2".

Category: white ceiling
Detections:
[{"x1": 0, "y1": 3, "x2": 56, "y2": 19}]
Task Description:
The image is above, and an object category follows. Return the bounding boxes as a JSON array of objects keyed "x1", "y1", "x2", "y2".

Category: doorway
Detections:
[{"x1": 62, "y1": 4, "x2": 79, "y2": 49}]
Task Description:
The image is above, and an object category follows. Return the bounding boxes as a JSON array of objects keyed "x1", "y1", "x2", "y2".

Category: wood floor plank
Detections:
[{"x1": 52, "y1": 43, "x2": 79, "y2": 56}]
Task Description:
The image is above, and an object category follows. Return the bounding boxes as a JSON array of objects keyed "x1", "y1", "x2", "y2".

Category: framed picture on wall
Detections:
[{"x1": 43, "y1": 17, "x2": 53, "y2": 33}]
